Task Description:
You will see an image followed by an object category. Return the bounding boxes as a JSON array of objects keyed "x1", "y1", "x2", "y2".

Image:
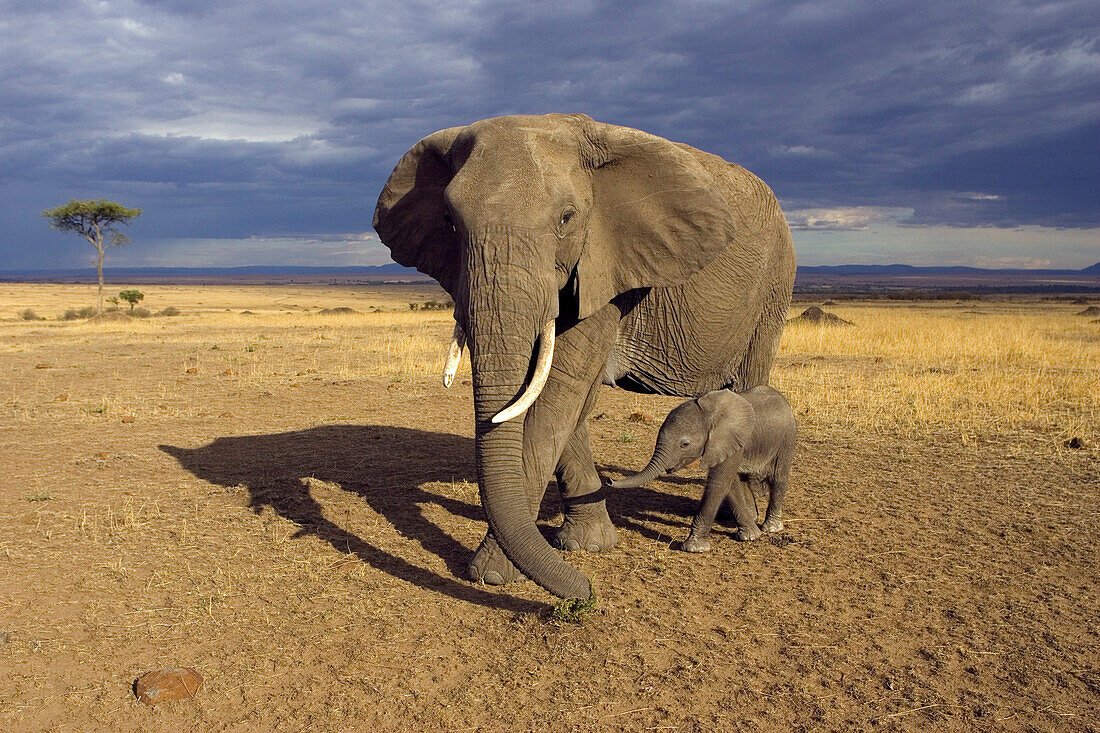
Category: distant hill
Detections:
[
  {"x1": 0, "y1": 263, "x2": 432, "y2": 284},
  {"x1": 797, "y1": 263, "x2": 1100, "y2": 277},
  {"x1": 793, "y1": 262, "x2": 1100, "y2": 295},
  {"x1": 1, "y1": 262, "x2": 1097, "y2": 294}
]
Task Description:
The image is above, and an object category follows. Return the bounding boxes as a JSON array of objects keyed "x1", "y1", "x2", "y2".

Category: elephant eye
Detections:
[
  {"x1": 559, "y1": 208, "x2": 575, "y2": 226},
  {"x1": 680, "y1": 439, "x2": 690, "y2": 448},
  {"x1": 443, "y1": 212, "x2": 456, "y2": 233}
]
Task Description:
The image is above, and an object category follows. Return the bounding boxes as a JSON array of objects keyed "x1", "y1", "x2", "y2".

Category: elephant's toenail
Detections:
[
  {"x1": 561, "y1": 539, "x2": 580, "y2": 552},
  {"x1": 585, "y1": 543, "x2": 600, "y2": 552},
  {"x1": 482, "y1": 570, "x2": 505, "y2": 585}
]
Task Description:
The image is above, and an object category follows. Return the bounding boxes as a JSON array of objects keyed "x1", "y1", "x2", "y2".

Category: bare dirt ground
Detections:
[{"x1": 1, "y1": 284, "x2": 1097, "y2": 731}]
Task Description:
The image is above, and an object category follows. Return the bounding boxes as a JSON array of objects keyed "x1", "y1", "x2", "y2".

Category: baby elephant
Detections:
[{"x1": 612, "y1": 386, "x2": 796, "y2": 552}]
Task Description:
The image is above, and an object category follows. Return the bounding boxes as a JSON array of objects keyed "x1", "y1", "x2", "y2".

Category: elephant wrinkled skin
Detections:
[{"x1": 373, "y1": 113, "x2": 796, "y2": 599}]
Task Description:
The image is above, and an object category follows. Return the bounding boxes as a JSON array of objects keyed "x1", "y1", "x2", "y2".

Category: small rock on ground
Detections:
[{"x1": 134, "y1": 667, "x2": 203, "y2": 706}]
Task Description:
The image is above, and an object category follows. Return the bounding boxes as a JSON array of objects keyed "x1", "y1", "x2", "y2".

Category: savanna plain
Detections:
[{"x1": 1, "y1": 283, "x2": 1098, "y2": 732}]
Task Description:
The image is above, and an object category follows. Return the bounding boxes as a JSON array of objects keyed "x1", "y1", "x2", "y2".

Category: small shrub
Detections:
[
  {"x1": 550, "y1": 595, "x2": 598, "y2": 625},
  {"x1": 19, "y1": 308, "x2": 41, "y2": 321},
  {"x1": 157, "y1": 306, "x2": 181, "y2": 316},
  {"x1": 131, "y1": 307, "x2": 151, "y2": 318},
  {"x1": 61, "y1": 306, "x2": 97, "y2": 320}
]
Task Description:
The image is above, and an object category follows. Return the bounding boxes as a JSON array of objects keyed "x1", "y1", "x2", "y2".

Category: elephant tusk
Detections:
[
  {"x1": 491, "y1": 320, "x2": 556, "y2": 423},
  {"x1": 442, "y1": 321, "x2": 466, "y2": 388}
]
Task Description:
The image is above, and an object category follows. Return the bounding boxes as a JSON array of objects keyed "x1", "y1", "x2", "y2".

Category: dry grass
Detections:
[
  {"x1": 4, "y1": 288, "x2": 1095, "y2": 440},
  {"x1": 775, "y1": 303, "x2": 1099, "y2": 442}
]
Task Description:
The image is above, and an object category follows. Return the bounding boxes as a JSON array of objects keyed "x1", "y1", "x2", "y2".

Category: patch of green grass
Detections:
[
  {"x1": 25, "y1": 492, "x2": 53, "y2": 502},
  {"x1": 616, "y1": 430, "x2": 636, "y2": 443},
  {"x1": 549, "y1": 594, "x2": 597, "y2": 625}
]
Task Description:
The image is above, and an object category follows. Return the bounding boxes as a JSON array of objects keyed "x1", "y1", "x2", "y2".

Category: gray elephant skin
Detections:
[
  {"x1": 373, "y1": 113, "x2": 796, "y2": 599},
  {"x1": 612, "y1": 387, "x2": 797, "y2": 553}
]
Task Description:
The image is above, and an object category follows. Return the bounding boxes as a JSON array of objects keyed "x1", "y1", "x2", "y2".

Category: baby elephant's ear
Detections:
[{"x1": 697, "y1": 390, "x2": 754, "y2": 470}]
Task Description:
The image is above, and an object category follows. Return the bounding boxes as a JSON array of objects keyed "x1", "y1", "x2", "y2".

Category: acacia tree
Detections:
[
  {"x1": 118, "y1": 289, "x2": 144, "y2": 311},
  {"x1": 42, "y1": 199, "x2": 142, "y2": 315}
]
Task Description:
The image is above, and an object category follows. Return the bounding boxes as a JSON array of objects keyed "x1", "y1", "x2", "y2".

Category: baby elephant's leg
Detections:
[
  {"x1": 761, "y1": 455, "x2": 791, "y2": 533},
  {"x1": 718, "y1": 485, "x2": 760, "y2": 524},
  {"x1": 730, "y1": 477, "x2": 763, "y2": 541},
  {"x1": 745, "y1": 477, "x2": 765, "y2": 523},
  {"x1": 683, "y1": 460, "x2": 747, "y2": 551}
]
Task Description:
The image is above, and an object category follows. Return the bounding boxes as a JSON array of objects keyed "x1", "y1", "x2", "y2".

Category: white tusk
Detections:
[
  {"x1": 491, "y1": 320, "x2": 556, "y2": 423},
  {"x1": 442, "y1": 321, "x2": 466, "y2": 388}
]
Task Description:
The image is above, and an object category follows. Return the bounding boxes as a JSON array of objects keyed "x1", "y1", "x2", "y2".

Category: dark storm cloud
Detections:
[{"x1": 1, "y1": 0, "x2": 1097, "y2": 268}]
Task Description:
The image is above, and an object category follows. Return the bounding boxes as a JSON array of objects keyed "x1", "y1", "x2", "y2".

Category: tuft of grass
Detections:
[
  {"x1": 25, "y1": 492, "x2": 53, "y2": 502},
  {"x1": 61, "y1": 306, "x2": 97, "y2": 320},
  {"x1": 19, "y1": 308, "x2": 41, "y2": 321},
  {"x1": 549, "y1": 594, "x2": 598, "y2": 625},
  {"x1": 616, "y1": 430, "x2": 636, "y2": 443}
]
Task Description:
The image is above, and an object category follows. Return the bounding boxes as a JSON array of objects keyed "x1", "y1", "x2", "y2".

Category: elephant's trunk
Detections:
[
  {"x1": 470, "y1": 342, "x2": 592, "y2": 600},
  {"x1": 464, "y1": 239, "x2": 592, "y2": 599},
  {"x1": 611, "y1": 450, "x2": 670, "y2": 489}
]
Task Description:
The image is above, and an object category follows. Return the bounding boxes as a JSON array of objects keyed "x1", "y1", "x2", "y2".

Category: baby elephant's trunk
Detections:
[{"x1": 611, "y1": 455, "x2": 666, "y2": 489}]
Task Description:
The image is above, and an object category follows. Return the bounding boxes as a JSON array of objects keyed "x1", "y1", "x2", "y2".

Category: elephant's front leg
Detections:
[
  {"x1": 468, "y1": 307, "x2": 619, "y2": 585},
  {"x1": 554, "y1": 388, "x2": 618, "y2": 553},
  {"x1": 683, "y1": 460, "x2": 748, "y2": 552}
]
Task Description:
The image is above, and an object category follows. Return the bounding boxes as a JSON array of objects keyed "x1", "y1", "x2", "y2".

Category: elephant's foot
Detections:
[
  {"x1": 555, "y1": 502, "x2": 618, "y2": 553},
  {"x1": 680, "y1": 533, "x2": 711, "y2": 553},
  {"x1": 760, "y1": 516, "x2": 784, "y2": 533},
  {"x1": 467, "y1": 533, "x2": 525, "y2": 585},
  {"x1": 734, "y1": 524, "x2": 763, "y2": 541}
]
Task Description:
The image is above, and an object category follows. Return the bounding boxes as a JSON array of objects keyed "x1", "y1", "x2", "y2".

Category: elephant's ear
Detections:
[
  {"x1": 576, "y1": 122, "x2": 736, "y2": 319},
  {"x1": 373, "y1": 127, "x2": 465, "y2": 293},
  {"x1": 697, "y1": 390, "x2": 753, "y2": 470}
]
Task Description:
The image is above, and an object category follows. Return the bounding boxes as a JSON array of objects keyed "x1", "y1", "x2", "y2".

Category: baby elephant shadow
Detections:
[
  {"x1": 599, "y1": 462, "x2": 701, "y2": 544},
  {"x1": 599, "y1": 463, "x2": 771, "y2": 546},
  {"x1": 160, "y1": 424, "x2": 541, "y2": 613}
]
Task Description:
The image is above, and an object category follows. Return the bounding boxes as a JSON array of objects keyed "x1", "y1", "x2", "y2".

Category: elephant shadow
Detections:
[
  {"x1": 160, "y1": 424, "x2": 546, "y2": 612},
  {"x1": 159, "y1": 425, "x2": 713, "y2": 609}
]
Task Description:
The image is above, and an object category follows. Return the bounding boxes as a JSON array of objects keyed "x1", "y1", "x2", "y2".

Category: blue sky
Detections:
[{"x1": 2, "y1": 0, "x2": 1097, "y2": 270}]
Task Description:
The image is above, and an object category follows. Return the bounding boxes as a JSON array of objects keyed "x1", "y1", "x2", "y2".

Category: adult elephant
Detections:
[{"x1": 373, "y1": 113, "x2": 795, "y2": 599}]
